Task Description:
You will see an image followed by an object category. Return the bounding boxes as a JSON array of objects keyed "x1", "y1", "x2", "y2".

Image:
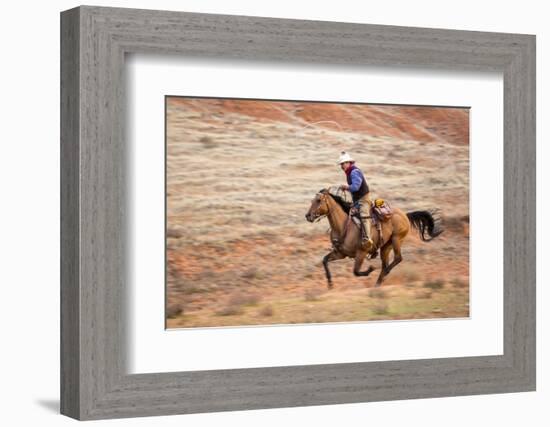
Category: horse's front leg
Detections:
[
  {"x1": 353, "y1": 250, "x2": 376, "y2": 281},
  {"x1": 375, "y1": 241, "x2": 393, "y2": 287},
  {"x1": 323, "y1": 250, "x2": 345, "y2": 289}
]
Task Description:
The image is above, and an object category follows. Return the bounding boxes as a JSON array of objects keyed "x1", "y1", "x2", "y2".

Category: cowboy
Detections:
[{"x1": 337, "y1": 152, "x2": 378, "y2": 254}]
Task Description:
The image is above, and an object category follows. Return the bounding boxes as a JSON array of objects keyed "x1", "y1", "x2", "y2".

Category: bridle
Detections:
[{"x1": 309, "y1": 192, "x2": 332, "y2": 222}]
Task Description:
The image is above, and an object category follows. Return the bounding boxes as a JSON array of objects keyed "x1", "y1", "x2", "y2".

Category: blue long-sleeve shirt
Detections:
[{"x1": 348, "y1": 169, "x2": 363, "y2": 193}]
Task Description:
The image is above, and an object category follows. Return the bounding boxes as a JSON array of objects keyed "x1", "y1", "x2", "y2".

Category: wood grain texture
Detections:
[
  {"x1": 60, "y1": 5, "x2": 536, "y2": 420},
  {"x1": 60, "y1": 7, "x2": 80, "y2": 419}
]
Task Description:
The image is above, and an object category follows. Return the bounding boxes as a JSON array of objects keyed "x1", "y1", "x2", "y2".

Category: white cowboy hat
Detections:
[{"x1": 337, "y1": 151, "x2": 355, "y2": 164}]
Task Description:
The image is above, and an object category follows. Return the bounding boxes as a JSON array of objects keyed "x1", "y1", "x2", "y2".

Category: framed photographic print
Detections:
[{"x1": 61, "y1": 5, "x2": 536, "y2": 420}]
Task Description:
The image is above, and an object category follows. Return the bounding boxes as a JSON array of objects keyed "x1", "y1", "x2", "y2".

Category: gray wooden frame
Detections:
[{"x1": 60, "y1": 5, "x2": 536, "y2": 421}]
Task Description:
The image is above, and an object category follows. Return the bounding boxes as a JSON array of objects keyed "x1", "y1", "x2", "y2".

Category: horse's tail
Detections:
[{"x1": 406, "y1": 210, "x2": 443, "y2": 242}]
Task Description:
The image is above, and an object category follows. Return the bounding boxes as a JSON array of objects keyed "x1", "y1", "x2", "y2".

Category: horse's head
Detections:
[{"x1": 305, "y1": 189, "x2": 331, "y2": 223}]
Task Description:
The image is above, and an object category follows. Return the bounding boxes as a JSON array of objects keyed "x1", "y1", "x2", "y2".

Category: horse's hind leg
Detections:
[
  {"x1": 384, "y1": 236, "x2": 404, "y2": 276},
  {"x1": 323, "y1": 250, "x2": 345, "y2": 289},
  {"x1": 375, "y1": 241, "x2": 393, "y2": 287}
]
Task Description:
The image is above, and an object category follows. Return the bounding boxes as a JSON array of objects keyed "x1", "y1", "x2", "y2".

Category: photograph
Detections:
[{"x1": 165, "y1": 97, "x2": 470, "y2": 328}]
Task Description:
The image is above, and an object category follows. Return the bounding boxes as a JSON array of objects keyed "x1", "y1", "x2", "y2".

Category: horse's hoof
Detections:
[{"x1": 327, "y1": 282, "x2": 333, "y2": 290}]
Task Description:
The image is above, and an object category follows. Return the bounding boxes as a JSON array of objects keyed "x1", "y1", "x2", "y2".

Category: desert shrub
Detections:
[
  {"x1": 166, "y1": 304, "x2": 183, "y2": 319},
  {"x1": 423, "y1": 279, "x2": 445, "y2": 290},
  {"x1": 177, "y1": 275, "x2": 211, "y2": 294},
  {"x1": 166, "y1": 227, "x2": 183, "y2": 239},
  {"x1": 241, "y1": 268, "x2": 264, "y2": 280},
  {"x1": 451, "y1": 277, "x2": 468, "y2": 288},
  {"x1": 414, "y1": 290, "x2": 433, "y2": 299},
  {"x1": 229, "y1": 293, "x2": 261, "y2": 307},
  {"x1": 216, "y1": 304, "x2": 243, "y2": 316},
  {"x1": 200, "y1": 270, "x2": 217, "y2": 279},
  {"x1": 368, "y1": 288, "x2": 387, "y2": 299},
  {"x1": 216, "y1": 293, "x2": 261, "y2": 317},
  {"x1": 199, "y1": 136, "x2": 218, "y2": 148},
  {"x1": 259, "y1": 305, "x2": 274, "y2": 317},
  {"x1": 304, "y1": 288, "x2": 322, "y2": 302},
  {"x1": 371, "y1": 302, "x2": 389, "y2": 315},
  {"x1": 401, "y1": 267, "x2": 420, "y2": 283}
]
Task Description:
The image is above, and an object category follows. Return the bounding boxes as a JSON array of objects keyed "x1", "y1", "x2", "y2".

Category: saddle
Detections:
[
  {"x1": 371, "y1": 198, "x2": 393, "y2": 222},
  {"x1": 349, "y1": 208, "x2": 363, "y2": 227}
]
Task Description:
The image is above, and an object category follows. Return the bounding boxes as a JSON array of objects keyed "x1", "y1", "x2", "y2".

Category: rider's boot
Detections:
[{"x1": 359, "y1": 218, "x2": 374, "y2": 250}]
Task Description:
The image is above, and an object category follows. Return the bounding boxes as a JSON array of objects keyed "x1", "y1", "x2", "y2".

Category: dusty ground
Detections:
[{"x1": 165, "y1": 97, "x2": 469, "y2": 328}]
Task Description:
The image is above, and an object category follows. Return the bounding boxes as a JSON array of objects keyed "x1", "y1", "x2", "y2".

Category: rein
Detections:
[
  {"x1": 316, "y1": 192, "x2": 354, "y2": 248},
  {"x1": 317, "y1": 191, "x2": 373, "y2": 249}
]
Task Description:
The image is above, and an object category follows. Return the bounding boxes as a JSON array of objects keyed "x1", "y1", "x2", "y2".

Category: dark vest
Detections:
[{"x1": 346, "y1": 165, "x2": 369, "y2": 202}]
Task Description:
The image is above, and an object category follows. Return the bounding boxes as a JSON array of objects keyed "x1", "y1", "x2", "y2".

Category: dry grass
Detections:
[{"x1": 167, "y1": 283, "x2": 469, "y2": 328}]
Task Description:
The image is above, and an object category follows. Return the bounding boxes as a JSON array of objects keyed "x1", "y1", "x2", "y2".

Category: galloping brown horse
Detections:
[{"x1": 305, "y1": 188, "x2": 442, "y2": 288}]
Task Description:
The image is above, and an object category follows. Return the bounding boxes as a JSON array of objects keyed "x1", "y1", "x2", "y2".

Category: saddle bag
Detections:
[{"x1": 373, "y1": 198, "x2": 393, "y2": 221}]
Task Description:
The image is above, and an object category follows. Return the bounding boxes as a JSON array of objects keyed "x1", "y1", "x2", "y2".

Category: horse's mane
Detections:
[{"x1": 319, "y1": 188, "x2": 352, "y2": 214}]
